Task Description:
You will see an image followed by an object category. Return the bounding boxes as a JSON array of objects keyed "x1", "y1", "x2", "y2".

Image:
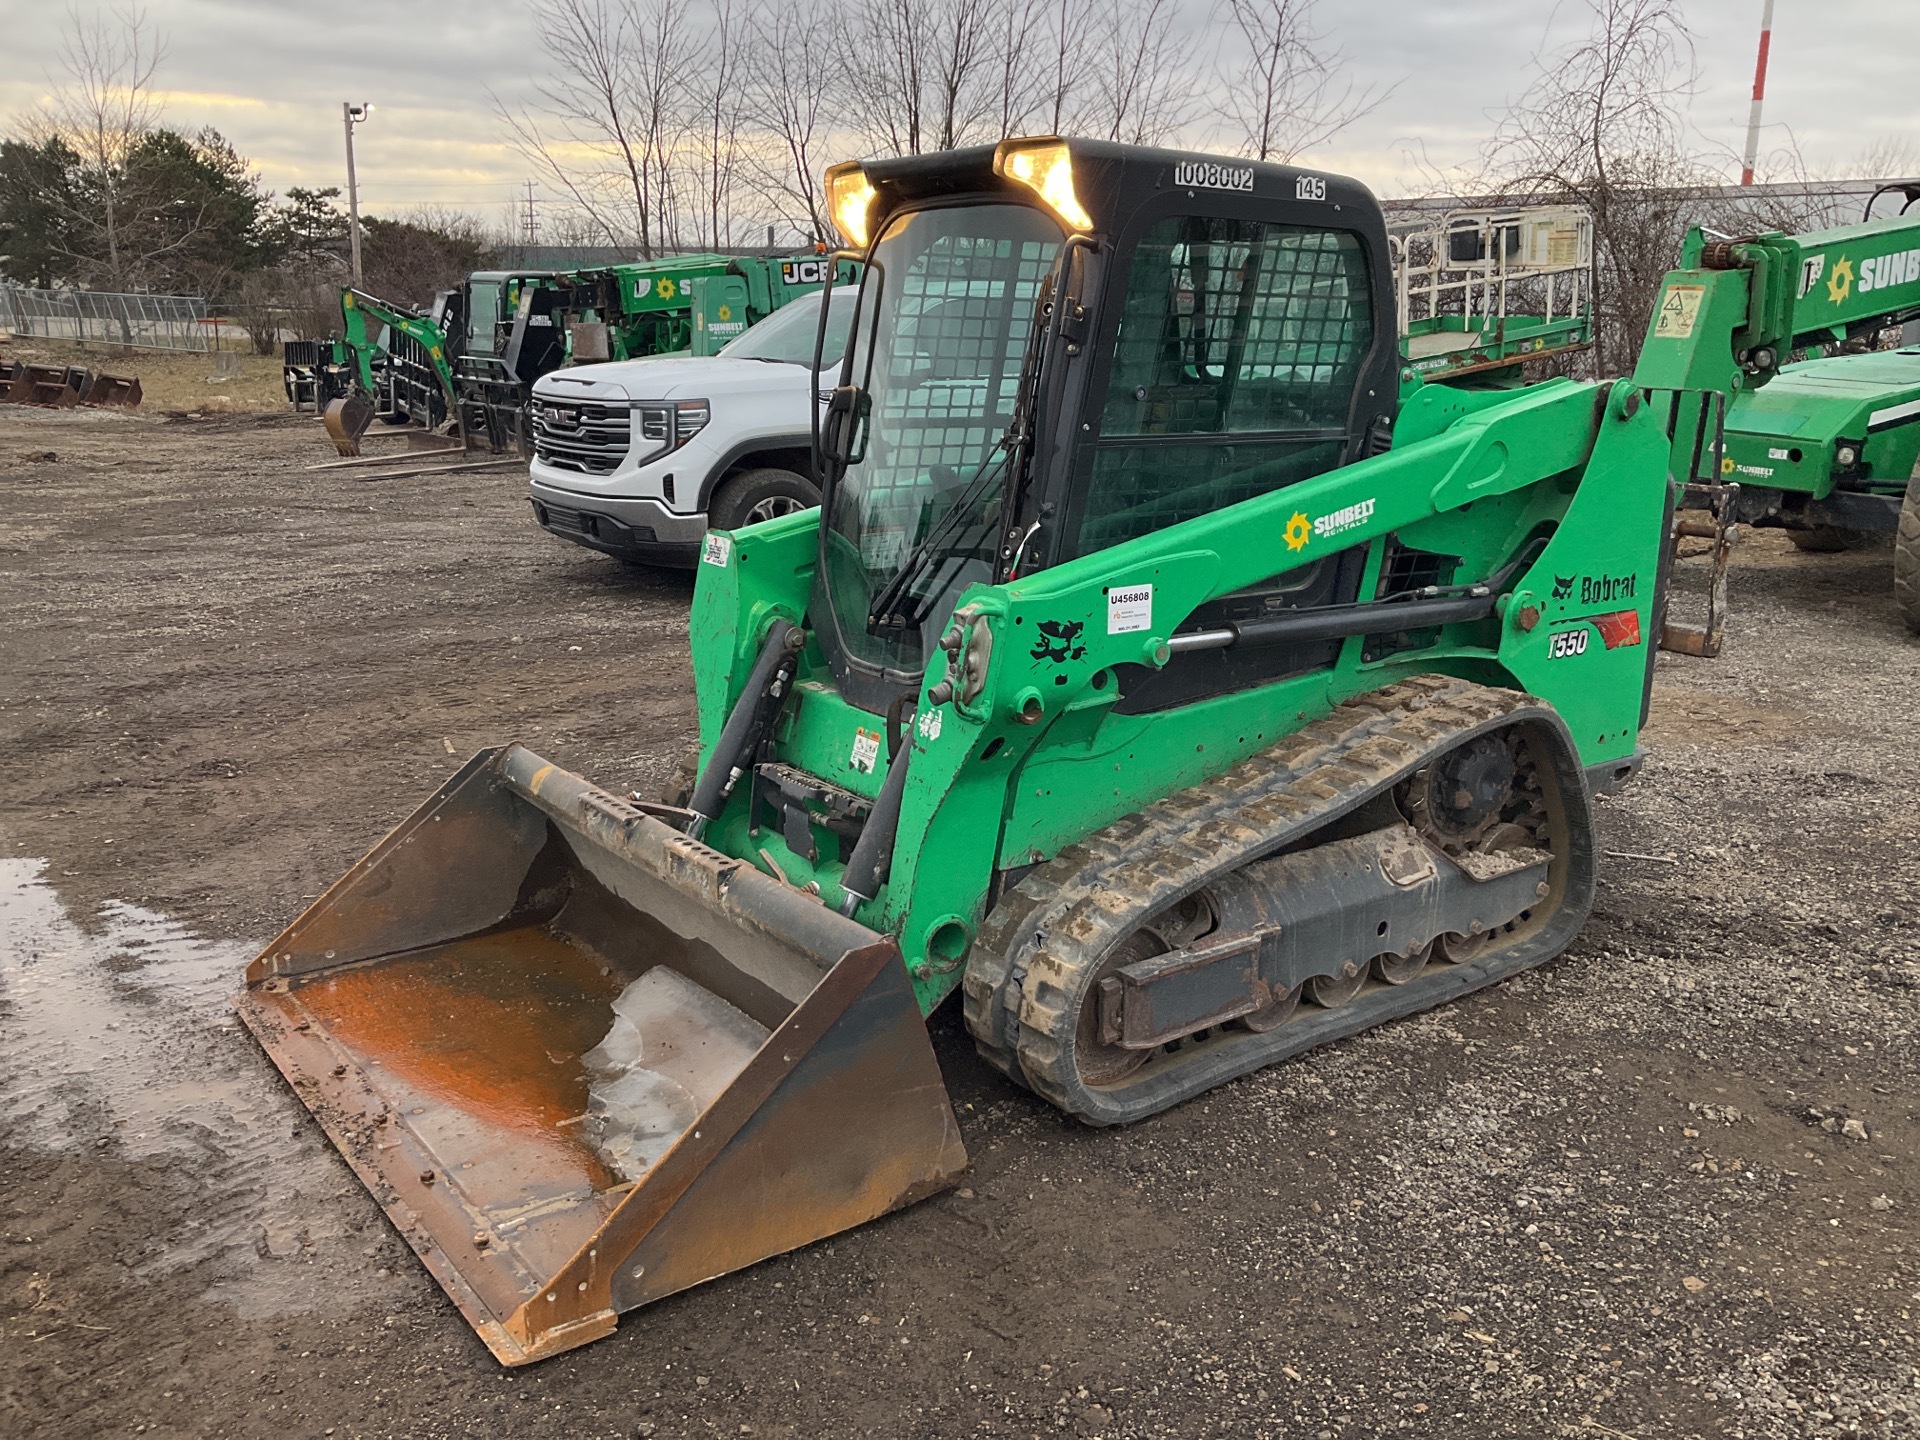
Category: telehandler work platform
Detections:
[{"x1": 243, "y1": 136, "x2": 1747, "y2": 1362}]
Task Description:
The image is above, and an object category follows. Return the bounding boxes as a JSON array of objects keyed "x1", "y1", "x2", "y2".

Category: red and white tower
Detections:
[{"x1": 1740, "y1": 0, "x2": 1777, "y2": 186}]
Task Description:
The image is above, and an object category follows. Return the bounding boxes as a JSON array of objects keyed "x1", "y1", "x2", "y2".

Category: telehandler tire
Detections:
[
  {"x1": 1897, "y1": 463, "x2": 1920, "y2": 635},
  {"x1": 1787, "y1": 525, "x2": 1876, "y2": 553}
]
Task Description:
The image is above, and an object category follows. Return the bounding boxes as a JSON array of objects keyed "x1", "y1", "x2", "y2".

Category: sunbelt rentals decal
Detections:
[
  {"x1": 1286, "y1": 497, "x2": 1376, "y2": 551},
  {"x1": 1807, "y1": 245, "x2": 1920, "y2": 304},
  {"x1": 1860, "y1": 246, "x2": 1920, "y2": 295}
]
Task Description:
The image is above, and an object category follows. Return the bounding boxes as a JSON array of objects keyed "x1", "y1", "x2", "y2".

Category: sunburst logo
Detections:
[
  {"x1": 1284, "y1": 512, "x2": 1312, "y2": 551},
  {"x1": 717, "y1": 304, "x2": 733, "y2": 321},
  {"x1": 1826, "y1": 256, "x2": 1854, "y2": 305},
  {"x1": 656, "y1": 277, "x2": 678, "y2": 299}
]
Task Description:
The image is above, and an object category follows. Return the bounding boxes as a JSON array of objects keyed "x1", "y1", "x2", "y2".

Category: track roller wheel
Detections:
[
  {"x1": 1240, "y1": 981, "x2": 1304, "y2": 1033},
  {"x1": 1374, "y1": 940, "x2": 1434, "y2": 986},
  {"x1": 1436, "y1": 930, "x2": 1491, "y2": 964},
  {"x1": 1306, "y1": 962, "x2": 1367, "y2": 1008}
]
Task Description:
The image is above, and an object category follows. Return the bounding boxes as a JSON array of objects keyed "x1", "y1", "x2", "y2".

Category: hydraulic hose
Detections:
[
  {"x1": 838, "y1": 736, "x2": 913, "y2": 917},
  {"x1": 686, "y1": 618, "x2": 804, "y2": 839}
]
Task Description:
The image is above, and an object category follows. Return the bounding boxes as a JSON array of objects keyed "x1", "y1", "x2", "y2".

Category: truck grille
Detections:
[{"x1": 533, "y1": 400, "x2": 632, "y2": 475}]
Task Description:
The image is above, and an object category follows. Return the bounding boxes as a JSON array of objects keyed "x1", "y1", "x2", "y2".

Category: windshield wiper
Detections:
[
  {"x1": 865, "y1": 273, "x2": 1059, "y2": 639},
  {"x1": 866, "y1": 441, "x2": 1013, "y2": 635}
]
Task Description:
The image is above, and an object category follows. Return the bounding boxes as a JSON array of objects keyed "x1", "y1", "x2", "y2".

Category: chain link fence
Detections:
[{"x1": 0, "y1": 284, "x2": 213, "y2": 352}]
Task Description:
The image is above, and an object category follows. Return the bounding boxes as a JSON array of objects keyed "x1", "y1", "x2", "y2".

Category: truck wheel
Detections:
[
  {"x1": 1897, "y1": 463, "x2": 1920, "y2": 634},
  {"x1": 1787, "y1": 525, "x2": 1876, "y2": 552},
  {"x1": 709, "y1": 468, "x2": 820, "y2": 530}
]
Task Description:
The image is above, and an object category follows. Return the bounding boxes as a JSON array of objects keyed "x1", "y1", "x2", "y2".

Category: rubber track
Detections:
[
  {"x1": 1896, "y1": 466, "x2": 1920, "y2": 636},
  {"x1": 961, "y1": 675, "x2": 1596, "y2": 1126}
]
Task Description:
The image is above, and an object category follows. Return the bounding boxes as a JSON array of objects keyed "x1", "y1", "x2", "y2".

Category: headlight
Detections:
[
  {"x1": 1834, "y1": 444, "x2": 1859, "y2": 468},
  {"x1": 825, "y1": 163, "x2": 876, "y2": 250},
  {"x1": 634, "y1": 399, "x2": 710, "y2": 462},
  {"x1": 994, "y1": 138, "x2": 1093, "y2": 232}
]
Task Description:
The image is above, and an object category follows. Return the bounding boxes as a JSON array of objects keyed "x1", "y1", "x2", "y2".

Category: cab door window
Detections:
[{"x1": 1071, "y1": 216, "x2": 1374, "y2": 557}]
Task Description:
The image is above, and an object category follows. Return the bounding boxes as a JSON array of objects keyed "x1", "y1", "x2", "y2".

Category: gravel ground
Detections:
[{"x1": 1, "y1": 406, "x2": 1916, "y2": 1439}]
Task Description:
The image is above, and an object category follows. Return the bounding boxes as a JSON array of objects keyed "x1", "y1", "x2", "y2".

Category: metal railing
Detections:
[
  {"x1": 1390, "y1": 207, "x2": 1594, "y2": 338},
  {"x1": 0, "y1": 284, "x2": 213, "y2": 352}
]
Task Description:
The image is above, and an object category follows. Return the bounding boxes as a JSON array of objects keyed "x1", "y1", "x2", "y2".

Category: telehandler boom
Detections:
[
  {"x1": 241, "y1": 138, "x2": 1750, "y2": 1364},
  {"x1": 1694, "y1": 193, "x2": 1920, "y2": 628}
]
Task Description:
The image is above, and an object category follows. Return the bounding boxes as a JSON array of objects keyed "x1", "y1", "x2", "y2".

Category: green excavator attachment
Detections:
[{"x1": 236, "y1": 745, "x2": 966, "y2": 1365}]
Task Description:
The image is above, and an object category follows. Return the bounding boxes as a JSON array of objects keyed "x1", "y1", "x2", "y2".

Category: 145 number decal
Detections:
[{"x1": 1548, "y1": 628, "x2": 1589, "y2": 659}]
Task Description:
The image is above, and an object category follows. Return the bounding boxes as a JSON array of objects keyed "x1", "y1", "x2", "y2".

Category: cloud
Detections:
[{"x1": 0, "y1": 0, "x2": 1913, "y2": 220}]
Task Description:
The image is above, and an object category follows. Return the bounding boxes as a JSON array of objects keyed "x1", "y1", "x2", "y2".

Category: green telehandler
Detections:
[
  {"x1": 463, "y1": 251, "x2": 855, "y2": 451},
  {"x1": 301, "y1": 253, "x2": 851, "y2": 455},
  {"x1": 1701, "y1": 185, "x2": 1920, "y2": 629},
  {"x1": 238, "y1": 137, "x2": 1789, "y2": 1365}
]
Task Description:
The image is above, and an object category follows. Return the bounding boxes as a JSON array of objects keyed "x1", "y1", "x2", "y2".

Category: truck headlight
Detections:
[{"x1": 634, "y1": 399, "x2": 710, "y2": 462}]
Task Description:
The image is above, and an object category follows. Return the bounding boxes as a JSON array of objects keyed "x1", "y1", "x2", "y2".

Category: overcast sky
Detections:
[{"x1": 1, "y1": 0, "x2": 1913, "y2": 228}]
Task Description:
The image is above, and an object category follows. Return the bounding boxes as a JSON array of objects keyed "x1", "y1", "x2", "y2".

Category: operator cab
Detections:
[{"x1": 813, "y1": 137, "x2": 1400, "y2": 714}]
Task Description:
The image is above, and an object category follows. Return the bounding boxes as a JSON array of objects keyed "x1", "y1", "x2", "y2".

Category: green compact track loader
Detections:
[{"x1": 239, "y1": 138, "x2": 1755, "y2": 1364}]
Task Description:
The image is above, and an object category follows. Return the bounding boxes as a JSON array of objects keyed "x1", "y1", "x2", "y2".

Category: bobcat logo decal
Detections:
[{"x1": 1552, "y1": 575, "x2": 1575, "y2": 601}]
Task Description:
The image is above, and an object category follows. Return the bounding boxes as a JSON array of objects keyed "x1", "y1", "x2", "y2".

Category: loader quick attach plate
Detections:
[{"x1": 236, "y1": 745, "x2": 966, "y2": 1364}]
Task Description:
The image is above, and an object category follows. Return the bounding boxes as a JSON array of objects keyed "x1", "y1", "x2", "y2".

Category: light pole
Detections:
[{"x1": 343, "y1": 102, "x2": 371, "y2": 285}]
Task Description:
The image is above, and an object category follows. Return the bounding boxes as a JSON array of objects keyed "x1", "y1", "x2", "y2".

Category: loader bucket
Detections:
[
  {"x1": 0, "y1": 362, "x2": 81, "y2": 407},
  {"x1": 81, "y1": 370, "x2": 142, "y2": 408},
  {"x1": 236, "y1": 745, "x2": 967, "y2": 1365}
]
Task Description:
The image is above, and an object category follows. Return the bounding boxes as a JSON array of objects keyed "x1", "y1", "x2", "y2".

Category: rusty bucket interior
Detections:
[{"x1": 236, "y1": 745, "x2": 967, "y2": 1365}]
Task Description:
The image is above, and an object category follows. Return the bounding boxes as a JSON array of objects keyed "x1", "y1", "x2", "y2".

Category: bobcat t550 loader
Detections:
[{"x1": 238, "y1": 137, "x2": 1751, "y2": 1363}]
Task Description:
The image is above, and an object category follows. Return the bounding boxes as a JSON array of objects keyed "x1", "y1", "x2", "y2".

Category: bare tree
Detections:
[
  {"x1": 39, "y1": 2, "x2": 163, "y2": 288},
  {"x1": 984, "y1": 0, "x2": 1053, "y2": 141},
  {"x1": 843, "y1": 0, "x2": 1022, "y2": 156},
  {"x1": 1079, "y1": 0, "x2": 1195, "y2": 147},
  {"x1": 497, "y1": 0, "x2": 697, "y2": 257},
  {"x1": 687, "y1": 0, "x2": 747, "y2": 248},
  {"x1": 1212, "y1": 0, "x2": 1386, "y2": 162},
  {"x1": 1483, "y1": 0, "x2": 1709, "y2": 374},
  {"x1": 1032, "y1": 0, "x2": 1087, "y2": 136},
  {"x1": 743, "y1": 3, "x2": 845, "y2": 242}
]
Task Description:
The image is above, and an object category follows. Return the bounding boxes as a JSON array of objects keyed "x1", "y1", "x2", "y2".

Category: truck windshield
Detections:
[
  {"x1": 722, "y1": 287, "x2": 857, "y2": 366},
  {"x1": 820, "y1": 204, "x2": 1062, "y2": 674}
]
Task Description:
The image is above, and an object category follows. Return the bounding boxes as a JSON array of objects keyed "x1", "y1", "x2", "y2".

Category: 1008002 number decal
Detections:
[
  {"x1": 1174, "y1": 160, "x2": 1254, "y2": 192},
  {"x1": 1548, "y1": 628, "x2": 1589, "y2": 659}
]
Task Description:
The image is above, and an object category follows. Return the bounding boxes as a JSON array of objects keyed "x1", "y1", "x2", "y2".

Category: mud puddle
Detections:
[{"x1": 0, "y1": 859, "x2": 404, "y2": 1317}]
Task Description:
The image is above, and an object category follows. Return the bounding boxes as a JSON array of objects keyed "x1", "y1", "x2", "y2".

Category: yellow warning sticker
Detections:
[{"x1": 1654, "y1": 284, "x2": 1705, "y2": 339}]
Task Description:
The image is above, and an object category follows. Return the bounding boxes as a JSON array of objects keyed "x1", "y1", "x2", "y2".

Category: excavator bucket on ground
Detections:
[
  {"x1": 322, "y1": 391, "x2": 374, "y2": 456},
  {"x1": 235, "y1": 745, "x2": 967, "y2": 1365}
]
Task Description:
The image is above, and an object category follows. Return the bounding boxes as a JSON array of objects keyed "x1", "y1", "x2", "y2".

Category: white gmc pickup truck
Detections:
[{"x1": 527, "y1": 286, "x2": 855, "y2": 567}]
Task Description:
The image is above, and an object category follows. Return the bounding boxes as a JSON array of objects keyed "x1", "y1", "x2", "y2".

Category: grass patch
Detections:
[{"x1": 0, "y1": 336, "x2": 288, "y2": 414}]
